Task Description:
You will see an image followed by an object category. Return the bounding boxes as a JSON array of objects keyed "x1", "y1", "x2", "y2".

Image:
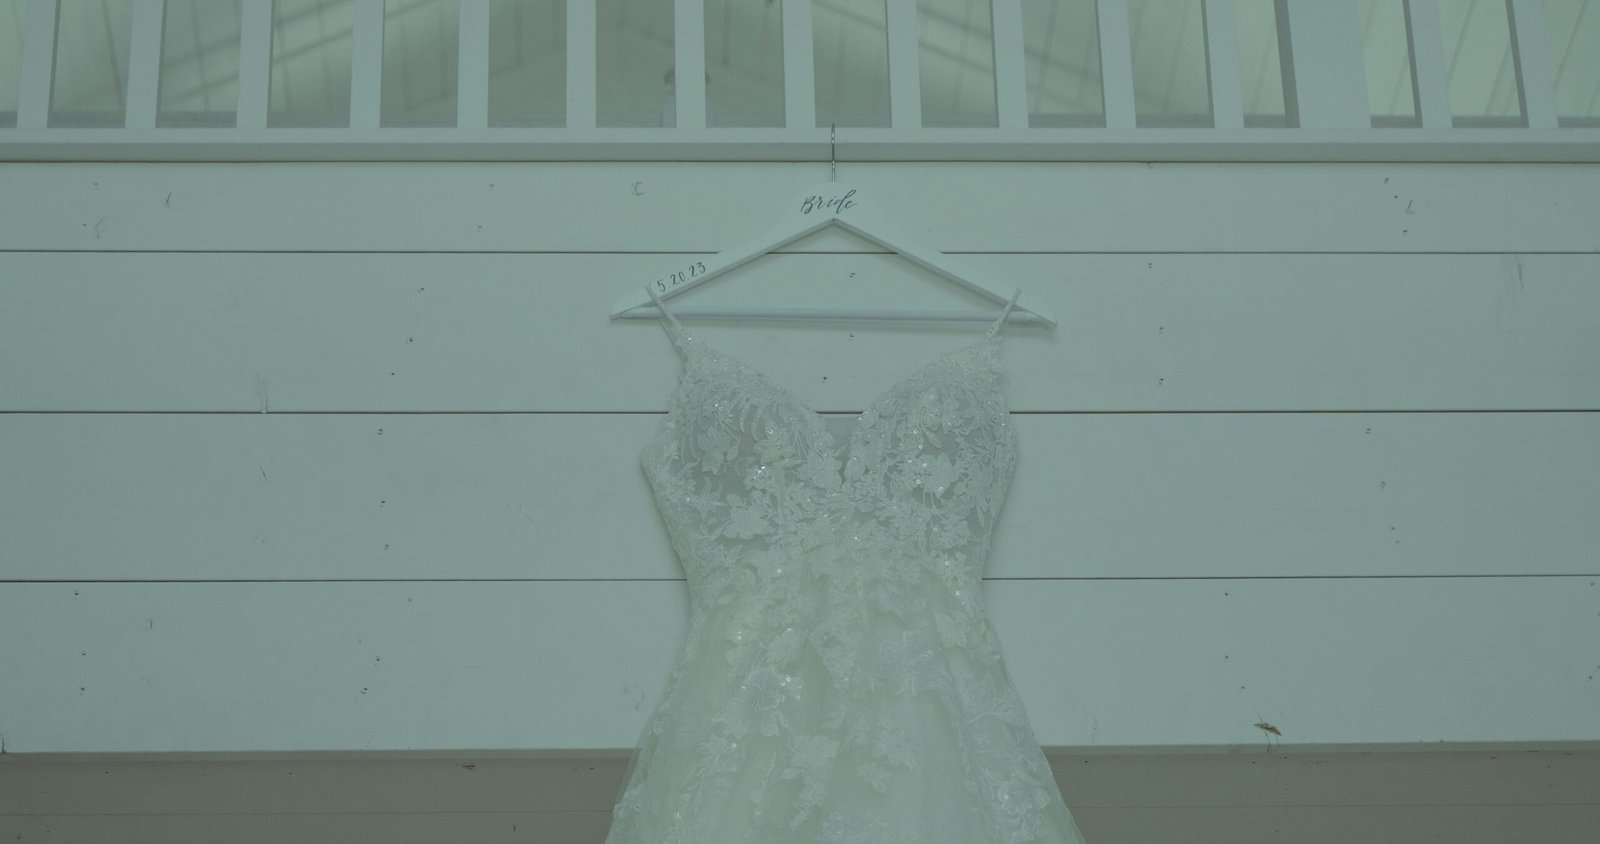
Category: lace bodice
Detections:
[
  {"x1": 609, "y1": 285, "x2": 1087, "y2": 843},
  {"x1": 639, "y1": 319, "x2": 1018, "y2": 625}
]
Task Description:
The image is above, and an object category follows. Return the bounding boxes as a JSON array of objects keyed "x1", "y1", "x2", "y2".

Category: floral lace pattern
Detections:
[{"x1": 606, "y1": 289, "x2": 1088, "y2": 843}]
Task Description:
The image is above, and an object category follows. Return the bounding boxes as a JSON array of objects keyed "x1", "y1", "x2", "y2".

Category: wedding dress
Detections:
[{"x1": 604, "y1": 284, "x2": 1088, "y2": 843}]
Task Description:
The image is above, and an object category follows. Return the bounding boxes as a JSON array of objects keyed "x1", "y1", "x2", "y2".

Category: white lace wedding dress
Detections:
[{"x1": 604, "y1": 284, "x2": 1088, "y2": 843}]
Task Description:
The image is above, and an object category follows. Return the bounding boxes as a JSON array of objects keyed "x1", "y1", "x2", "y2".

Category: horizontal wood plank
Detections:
[
  {"x1": 1, "y1": 162, "x2": 1599, "y2": 252},
  {"x1": 1, "y1": 411, "x2": 1596, "y2": 581},
  {"x1": 0, "y1": 578, "x2": 1595, "y2": 754},
  {"x1": 0, "y1": 252, "x2": 1594, "y2": 413},
  {"x1": 3, "y1": 128, "x2": 1599, "y2": 163}
]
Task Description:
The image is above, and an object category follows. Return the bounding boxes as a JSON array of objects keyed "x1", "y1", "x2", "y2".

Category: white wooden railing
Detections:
[{"x1": 1, "y1": 0, "x2": 1597, "y2": 162}]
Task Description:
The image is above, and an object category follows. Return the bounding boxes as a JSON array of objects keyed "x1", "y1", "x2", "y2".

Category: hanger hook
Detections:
[{"x1": 830, "y1": 123, "x2": 836, "y2": 183}]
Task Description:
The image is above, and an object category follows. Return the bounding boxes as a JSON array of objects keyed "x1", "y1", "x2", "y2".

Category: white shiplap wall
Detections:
[{"x1": 1, "y1": 159, "x2": 1598, "y2": 840}]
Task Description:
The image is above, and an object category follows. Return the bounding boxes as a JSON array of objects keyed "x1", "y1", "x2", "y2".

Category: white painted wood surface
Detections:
[
  {"x1": 2, "y1": 126, "x2": 1598, "y2": 162},
  {"x1": 2, "y1": 406, "x2": 1595, "y2": 582},
  {"x1": 0, "y1": 161, "x2": 1595, "y2": 251},
  {"x1": 0, "y1": 161, "x2": 1596, "y2": 765},
  {"x1": 1, "y1": 577, "x2": 1597, "y2": 754}
]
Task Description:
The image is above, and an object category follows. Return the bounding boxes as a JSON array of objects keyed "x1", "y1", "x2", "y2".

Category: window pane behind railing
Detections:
[
  {"x1": 1441, "y1": 0, "x2": 1522, "y2": 127},
  {"x1": 1128, "y1": 0, "x2": 1211, "y2": 127},
  {"x1": 487, "y1": 0, "x2": 564, "y2": 128},
  {"x1": 1234, "y1": 0, "x2": 1288, "y2": 126},
  {"x1": 1361, "y1": 0, "x2": 1419, "y2": 127},
  {"x1": 813, "y1": 0, "x2": 891, "y2": 127},
  {"x1": 1021, "y1": 0, "x2": 1103, "y2": 127},
  {"x1": 0, "y1": 0, "x2": 22, "y2": 126},
  {"x1": 1542, "y1": 0, "x2": 1600, "y2": 126},
  {"x1": 157, "y1": 0, "x2": 243, "y2": 128},
  {"x1": 380, "y1": 0, "x2": 458, "y2": 127},
  {"x1": 705, "y1": 0, "x2": 784, "y2": 127},
  {"x1": 269, "y1": 0, "x2": 355, "y2": 127},
  {"x1": 50, "y1": 0, "x2": 132, "y2": 127},
  {"x1": 596, "y1": 0, "x2": 672, "y2": 127},
  {"x1": 917, "y1": 0, "x2": 997, "y2": 127}
]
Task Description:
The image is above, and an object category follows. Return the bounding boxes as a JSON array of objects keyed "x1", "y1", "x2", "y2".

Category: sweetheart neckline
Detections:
[{"x1": 666, "y1": 332, "x2": 1007, "y2": 482}]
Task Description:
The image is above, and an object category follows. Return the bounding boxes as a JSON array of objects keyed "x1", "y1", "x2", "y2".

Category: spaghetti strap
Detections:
[
  {"x1": 985, "y1": 286, "x2": 1022, "y2": 340},
  {"x1": 645, "y1": 283, "x2": 690, "y2": 357}
]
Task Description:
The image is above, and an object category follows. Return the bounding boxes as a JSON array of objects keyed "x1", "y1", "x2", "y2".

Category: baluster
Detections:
[
  {"x1": 782, "y1": 0, "x2": 816, "y2": 129},
  {"x1": 16, "y1": 0, "x2": 59, "y2": 129},
  {"x1": 1204, "y1": 0, "x2": 1244, "y2": 129},
  {"x1": 125, "y1": 0, "x2": 164, "y2": 129},
  {"x1": 566, "y1": 0, "x2": 596, "y2": 128},
  {"x1": 1403, "y1": 0, "x2": 1450, "y2": 128},
  {"x1": 458, "y1": 0, "x2": 489, "y2": 129},
  {"x1": 886, "y1": 0, "x2": 921, "y2": 128},
  {"x1": 350, "y1": 0, "x2": 384, "y2": 128},
  {"x1": 1097, "y1": 0, "x2": 1135, "y2": 129},
  {"x1": 990, "y1": 0, "x2": 1027, "y2": 128},
  {"x1": 674, "y1": 0, "x2": 706, "y2": 128},
  {"x1": 1506, "y1": 0, "x2": 1557, "y2": 129},
  {"x1": 237, "y1": 0, "x2": 271, "y2": 128}
]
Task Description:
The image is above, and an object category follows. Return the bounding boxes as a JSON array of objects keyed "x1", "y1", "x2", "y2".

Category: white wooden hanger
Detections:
[{"x1": 608, "y1": 180, "x2": 1056, "y2": 329}]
